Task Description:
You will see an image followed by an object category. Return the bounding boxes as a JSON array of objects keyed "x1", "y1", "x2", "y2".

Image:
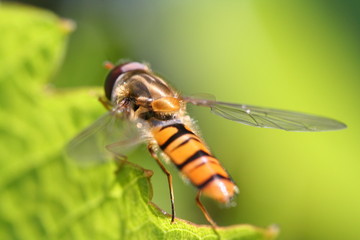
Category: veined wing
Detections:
[
  {"x1": 66, "y1": 111, "x2": 145, "y2": 165},
  {"x1": 183, "y1": 95, "x2": 347, "y2": 132}
]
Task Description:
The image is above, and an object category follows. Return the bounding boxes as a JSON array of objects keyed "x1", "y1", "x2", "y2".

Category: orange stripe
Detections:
[
  {"x1": 185, "y1": 161, "x2": 229, "y2": 186},
  {"x1": 152, "y1": 126, "x2": 178, "y2": 146},
  {"x1": 165, "y1": 134, "x2": 200, "y2": 153},
  {"x1": 167, "y1": 138, "x2": 210, "y2": 165},
  {"x1": 181, "y1": 156, "x2": 218, "y2": 175}
]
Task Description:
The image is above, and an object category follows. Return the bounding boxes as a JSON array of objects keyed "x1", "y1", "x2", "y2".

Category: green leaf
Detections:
[{"x1": 0, "y1": 4, "x2": 278, "y2": 240}]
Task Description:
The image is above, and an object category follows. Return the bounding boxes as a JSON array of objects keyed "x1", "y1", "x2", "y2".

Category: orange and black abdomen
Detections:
[{"x1": 152, "y1": 123, "x2": 238, "y2": 203}]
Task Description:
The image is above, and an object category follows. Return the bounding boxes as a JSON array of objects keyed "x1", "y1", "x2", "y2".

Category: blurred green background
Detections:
[{"x1": 3, "y1": 0, "x2": 360, "y2": 239}]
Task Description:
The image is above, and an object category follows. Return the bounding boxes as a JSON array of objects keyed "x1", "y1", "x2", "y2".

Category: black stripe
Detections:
[
  {"x1": 196, "y1": 174, "x2": 230, "y2": 189},
  {"x1": 189, "y1": 158, "x2": 218, "y2": 173},
  {"x1": 171, "y1": 137, "x2": 200, "y2": 152},
  {"x1": 176, "y1": 150, "x2": 210, "y2": 170},
  {"x1": 159, "y1": 124, "x2": 194, "y2": 150}
]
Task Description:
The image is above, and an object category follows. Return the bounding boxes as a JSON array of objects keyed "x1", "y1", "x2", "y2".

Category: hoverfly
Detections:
[{"x1": 67, "y1": 61, "x2": 346, "y2": 227}]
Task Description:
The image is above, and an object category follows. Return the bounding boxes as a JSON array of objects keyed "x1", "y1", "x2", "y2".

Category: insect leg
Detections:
[
  {"x1": 148, "y1": 145, "x2": 176, "y2": 223},
  {"x1": 104, "y1": 61, "x2": 115, "y2": 70},
  {"x1": 98, "y1": 96, "x2": 113, "y2": 110},
  {"x1": 195, "y1": 191, "x2": 218, "y2": 227},
  {"x1": 111, "y1": 152, "x2": 129, "y2": 170},
  {"x1": 105, "y1": 136, "x2": 144, "y2": 167}
]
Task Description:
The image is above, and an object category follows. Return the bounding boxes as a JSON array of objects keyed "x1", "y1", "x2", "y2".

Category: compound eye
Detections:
[{"x1": 104, "y1": 62, "x2": 149, "y2": 101}]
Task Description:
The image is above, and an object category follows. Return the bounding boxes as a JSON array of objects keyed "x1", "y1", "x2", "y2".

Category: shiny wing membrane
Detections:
[
  {"x1": 66, "y1": 111, "x2": 144, "y2": 165},
  {"x1": 183, "y1": 95, "x2": 346, "y2": 132}
]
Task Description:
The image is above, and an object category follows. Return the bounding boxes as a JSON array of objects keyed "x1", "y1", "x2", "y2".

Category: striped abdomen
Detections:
[{"x1": 152, "y1": 123, "x2": 238, "y2": 203}]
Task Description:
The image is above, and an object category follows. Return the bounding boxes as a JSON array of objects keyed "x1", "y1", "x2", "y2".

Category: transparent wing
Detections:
[
  {"x1": 183, "y1": 95, "x2": 347, "y2": 132},
  {"x1": 66, "y1": 111, "x2": 145, "y2": 165}
]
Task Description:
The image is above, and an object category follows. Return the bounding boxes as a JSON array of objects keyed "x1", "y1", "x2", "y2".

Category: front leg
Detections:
[{"x1": 99, "y1": 96, "x2": 113, "y2": 110}]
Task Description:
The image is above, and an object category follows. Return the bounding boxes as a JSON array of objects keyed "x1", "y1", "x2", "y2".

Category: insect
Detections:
[{"x1": 67, "y1": 61, "x2": 346, "y2": 227}]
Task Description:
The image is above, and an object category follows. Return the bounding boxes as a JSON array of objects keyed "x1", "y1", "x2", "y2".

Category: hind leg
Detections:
[{"x1": 195, "y1": 191, "x2": 218, "y2": 227}]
